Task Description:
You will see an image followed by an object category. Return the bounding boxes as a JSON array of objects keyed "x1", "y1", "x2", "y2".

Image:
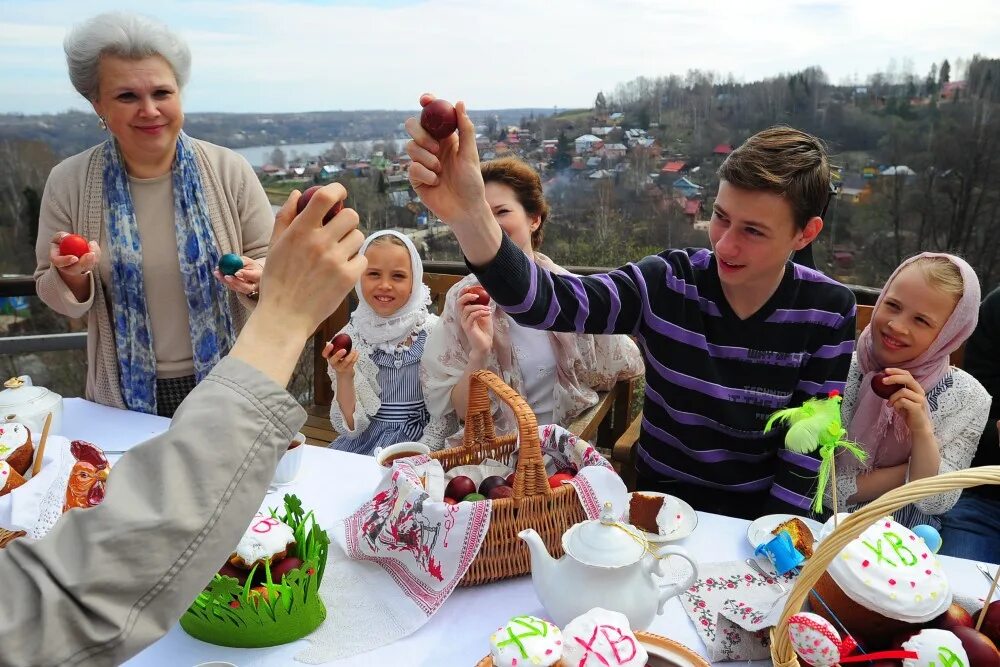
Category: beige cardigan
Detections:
[
  {"x1": 0, "y1": 357, "x2": 306, "y2": 666},
  {"x1": 33, "y1": 139, "x2": 273, "y2": 409}
]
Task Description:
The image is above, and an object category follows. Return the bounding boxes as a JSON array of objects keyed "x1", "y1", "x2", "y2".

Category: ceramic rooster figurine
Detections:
[{"x1": 63, "y1": 440, "x2": 110, "y2": 511}]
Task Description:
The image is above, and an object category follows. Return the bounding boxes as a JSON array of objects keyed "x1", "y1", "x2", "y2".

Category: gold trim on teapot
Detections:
[{"x1": 3, "y1": 378, "x2": 24, "y2": 390}]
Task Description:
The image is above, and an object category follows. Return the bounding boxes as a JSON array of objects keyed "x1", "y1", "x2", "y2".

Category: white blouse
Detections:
[{"x1": 507, "y1": 317, "x2": 558, "y2": 425}]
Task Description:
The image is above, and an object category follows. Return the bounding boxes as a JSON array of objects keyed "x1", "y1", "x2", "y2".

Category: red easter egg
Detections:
[
  {"x1": 871, "y1": 372, "x2": 903, "y2": 400},
  {"x1": 59, "y1": 234, "x2": 90, "y2": 258}
]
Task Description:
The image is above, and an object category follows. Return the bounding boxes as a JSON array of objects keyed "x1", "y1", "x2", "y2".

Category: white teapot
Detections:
[
  {"x1": 0, "y1": 376, "x2": 63, "y2": 436},
  {"x1": 519, "y1": 502, "x2": 698, "y2": 629}
]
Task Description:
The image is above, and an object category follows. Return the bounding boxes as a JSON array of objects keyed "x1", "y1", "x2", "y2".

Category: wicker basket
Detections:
[
  {"x1": 429, "y1": 370, "x2": 588, "y2": 587},
  {"x1": 769, "y1": 464, "x2": 1000, "y2": 666},
  {"x1": 0, "y1": 527, "x2": 25, "y2": 549}
]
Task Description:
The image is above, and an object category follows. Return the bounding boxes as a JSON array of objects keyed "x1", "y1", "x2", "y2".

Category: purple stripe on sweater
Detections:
[
  {"x1": 689, "y1": 248, "x2": 713, "y2": 269},
  {"x1": 766, "y1": 308, "x2": 848, "y2": 329},
  {"x1": 643, "y1": 383, "x2": 771, "y2": 439},
  {"x1": 538, "y1": 269, "x2": 562, "y2": 329},
  {"x1": 505, "y1": 255, "x2": 538, "y2": 314},
  {"x1": 793, "y1": 262, "x2": 842, "y2": 286},
  {"x1": 610, "y1": 269, "x2": 635, "y2": 333},
  {"x1": 796, "y1": 379, "x2": 847, "y2": 396},
  {"x1": 778, "y1": 449, "x2": 822, "y2": 473},
  {"x1": 563, "y1": 274, "x2": 590, "y2": 332},
  {"x1": 770, "y1": 483, "x2": 814, "y2": 510},
  {"x1": 642, "y1": 416, "x2": 773, "y2": 463},
  {"x1": 811, "y1": 339, "x2": 855, "y2": 359},
  {"x1": 590, "y1": 274, "x2": 622, "y2": 334},
  {"x1": 633, "y1": 268, "x2": 806, "y2": 367},
  {"x1": 653, "y1": 256, "x2": 722, "y2": 317},
  {"x1": 637, "y1": 445, "x2": 775, "y2": 491},
  {"x1": 638, "y1": 334, "x2": 794, "y2": 408}
]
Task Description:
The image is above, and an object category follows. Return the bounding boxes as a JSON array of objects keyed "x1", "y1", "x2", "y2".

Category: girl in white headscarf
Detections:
[{"x1": 324, "y1": 230, "x2": 447, "y2": 454}]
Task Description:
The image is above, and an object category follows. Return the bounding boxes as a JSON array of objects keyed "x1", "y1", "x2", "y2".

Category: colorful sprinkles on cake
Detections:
[{"x1": 825, "y1": 515, "x2": 952, "y2": 624}]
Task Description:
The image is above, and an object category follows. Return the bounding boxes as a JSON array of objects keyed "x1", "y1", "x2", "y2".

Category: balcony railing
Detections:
[{"x1": 0, "y1": 267, "x2": 881, "y2": 361}]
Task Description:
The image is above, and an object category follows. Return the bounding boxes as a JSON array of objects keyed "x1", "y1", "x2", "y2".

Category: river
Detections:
[{"x1": 235, "y1": 138, "x2": 405, "y2": 166}]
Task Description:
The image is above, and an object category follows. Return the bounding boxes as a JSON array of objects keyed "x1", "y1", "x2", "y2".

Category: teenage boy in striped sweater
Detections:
[{"x1": 406, "y1": 96, "x2": 855, "y2": 519}]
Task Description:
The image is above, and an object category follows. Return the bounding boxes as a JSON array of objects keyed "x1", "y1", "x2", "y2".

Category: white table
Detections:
[{"x1": 58, "y1": 399, "x2": 995, "y2": 667}]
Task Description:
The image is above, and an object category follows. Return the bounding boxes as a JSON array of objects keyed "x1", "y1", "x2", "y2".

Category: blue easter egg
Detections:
[
  {"x1": 912, "y1": 524, "x2": 942, "y2": 554},
  {"x1": 218, "y1": 253, "x2": 244, "y2": 276}
]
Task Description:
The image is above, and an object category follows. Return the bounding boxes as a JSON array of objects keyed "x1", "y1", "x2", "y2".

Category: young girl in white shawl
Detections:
[{"x1": 324, "y1": 230, "x2": 447, "y2": 454}]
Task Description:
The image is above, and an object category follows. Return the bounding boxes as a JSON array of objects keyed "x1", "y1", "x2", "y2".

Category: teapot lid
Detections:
[
  {"x1": 0, "y1": 376, "x2": 52, "y2": 411},
  {"x1": 564, "y1": 502, "x2": 646, "y2": 567}
]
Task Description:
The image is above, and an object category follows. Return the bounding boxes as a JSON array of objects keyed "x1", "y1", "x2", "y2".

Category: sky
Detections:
[{"x1": 2, "y1": 0, "x2": 999, "y2": 115}]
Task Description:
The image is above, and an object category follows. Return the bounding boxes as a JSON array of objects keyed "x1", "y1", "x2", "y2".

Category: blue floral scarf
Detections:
[{"x1": 103, "y1": 132, "x2": 235, "y2": 414}]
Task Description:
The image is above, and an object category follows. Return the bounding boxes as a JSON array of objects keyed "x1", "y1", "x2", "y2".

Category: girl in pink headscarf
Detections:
[{"x1": 833, "y1": 253, "x2": 991, "y2": 528}]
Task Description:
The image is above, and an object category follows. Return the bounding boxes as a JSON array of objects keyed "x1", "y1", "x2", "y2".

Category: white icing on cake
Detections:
[
  {"x1": 561, "y1": 608, "x2": 647, "y2": 667},
  {"x1": 653, "y1": 495, "x2": 682, "y2": 536},
  {"x1": 0, "y1": 422, "x2": 29, "y2": 459},
  {"x1": 787, "y1": 612, "x2": 842, "y2": 667},
  {"x1": 0, "y1": 461, "x2": 12, "y2": 491},
  {"x1": 489, "y1": 615, "x2": 562, "y2": 667},
  {"x1": 902, "y1": 628, "x2": 969, "y2": 667},
  {"x1": 824, "y1": 515, "x2": 951, "y2": 622},
  {"x1": 234, "y1": 513, "x2": 295, "y2": 565}
]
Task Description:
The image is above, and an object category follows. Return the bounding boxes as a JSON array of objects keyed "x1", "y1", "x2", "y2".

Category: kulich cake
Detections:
[
  {"x1": 902, "y1": 629, "x2": 969, "y2": 667},
  {"x1": 490, "y1": 615, "x2": 562, "y2": 667},
  {"x1": 561, "y1": 607, "x2": 648, "y2": 667},
  {"x1": 229, "y1": 512, "x2": 296, "y2": 569},
  {"x1": 180, "y1": 495, "x2": 329, "y2": 648},
  {"x1": 0, "y1": 422, "x2": 33, "y2": 476},
  {"x1": 0, "y1": 461, "x2": 27, "y2": 497},
  {"x1": 628, "y1": 493, "x2": 682, "y2": 536},
  {"x1": 813, "y1": 515, "x2": 952, "y2": 648},
  {"x1": 772, "y1": 517, "x2": 814, "y2": 559}
]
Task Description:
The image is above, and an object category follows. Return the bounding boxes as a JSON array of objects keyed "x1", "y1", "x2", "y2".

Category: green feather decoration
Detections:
[{"x1": 765, "y1": 393, "x2": 868, "y2": 513}]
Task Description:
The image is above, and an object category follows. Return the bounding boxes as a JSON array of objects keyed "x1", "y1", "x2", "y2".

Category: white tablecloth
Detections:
[{"x1": 56, "y1": 399, "x2": 994, "y2": 667}]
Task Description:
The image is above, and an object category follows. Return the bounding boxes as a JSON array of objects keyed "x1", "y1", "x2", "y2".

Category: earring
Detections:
[{"x1": 98, "y1": 116, "x2": 108, "y2": 131}]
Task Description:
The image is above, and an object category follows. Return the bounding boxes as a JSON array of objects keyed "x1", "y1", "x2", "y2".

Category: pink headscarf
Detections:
[{"x1": 848, "y1": 252, "x2": 980, "y2": 468}]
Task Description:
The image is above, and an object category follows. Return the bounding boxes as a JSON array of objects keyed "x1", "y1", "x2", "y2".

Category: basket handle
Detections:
[
  {"x1": 769, "y1": 465, "x2": 1000, "y2": 667},
  {"x1": 464, "y1": 370, "x2": 551, "y2": 499}
]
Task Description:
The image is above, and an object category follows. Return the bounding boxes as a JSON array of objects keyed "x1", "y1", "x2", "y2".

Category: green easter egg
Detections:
[{"x1": 218, "y1": 253, "x2": 244, "y2": 276}]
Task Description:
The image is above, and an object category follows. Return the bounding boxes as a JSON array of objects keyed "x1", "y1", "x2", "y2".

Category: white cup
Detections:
[
  {"x1": 272, "y1": 432, "x2": 305, "y2": 485},
  {"x1": 193, "y1": 662, "x2": 238, "y2": 667},
  {"x1": 374, "y1": 441, "x2": 430, "y2": 467}
]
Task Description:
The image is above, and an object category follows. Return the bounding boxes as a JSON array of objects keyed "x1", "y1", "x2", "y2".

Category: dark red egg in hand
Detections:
[
  {"x1": 420, "y1": 99, "x2": 458, "y2": 141},
  {"x1": 871, "y1": 371, "x2": 903, "y2": 400},
  {"x1": 59, "y1": 234, "x2": 90, "y2": 258},
  {"x1": 296, "y1": 185, "x2": 344, "y2": 225},
  {"x1": 330, "y1": 333, "x2": 353, "y2": 355},
  {"x1": 468, "y1": 286, "x2": 491, "y2": 307}
]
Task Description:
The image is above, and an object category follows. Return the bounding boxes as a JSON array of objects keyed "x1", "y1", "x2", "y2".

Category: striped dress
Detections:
[
  {"x1": 330, "y1": 329, "x2": 431, "y2": 456},
  {"x1": 472, "y1": 234, "x2": 857, "y2": 519}
]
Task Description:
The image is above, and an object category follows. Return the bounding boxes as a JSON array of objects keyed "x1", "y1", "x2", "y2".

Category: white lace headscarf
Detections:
[{"x1": 348, "y1": 230, "x2": 432, "y2": 353}]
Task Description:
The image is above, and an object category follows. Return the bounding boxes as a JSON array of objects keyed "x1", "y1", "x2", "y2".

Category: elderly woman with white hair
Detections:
[{"x1": 33, "y1": 12, "x2": 273, "y2": 417}]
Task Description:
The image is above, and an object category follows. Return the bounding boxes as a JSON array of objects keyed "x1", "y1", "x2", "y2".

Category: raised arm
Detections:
[{"x1": 0, "y1": 184, "x2": 366, "y2": 667}]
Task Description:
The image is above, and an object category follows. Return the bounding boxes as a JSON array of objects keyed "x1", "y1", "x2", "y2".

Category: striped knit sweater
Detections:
[{"x1": 472, "y1": 234, "x2": 857, "y2": 516}]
